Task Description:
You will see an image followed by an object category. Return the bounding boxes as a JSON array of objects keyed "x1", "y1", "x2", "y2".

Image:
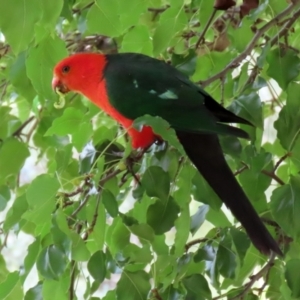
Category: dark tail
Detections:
[{"x1": 176, "y1": 131, "x2": 282, "y2": 256}]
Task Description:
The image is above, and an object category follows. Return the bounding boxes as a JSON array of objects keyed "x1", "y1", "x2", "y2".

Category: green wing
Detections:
[{"x1": 104, "y1": 53, "x2": 251, "y2": 138}]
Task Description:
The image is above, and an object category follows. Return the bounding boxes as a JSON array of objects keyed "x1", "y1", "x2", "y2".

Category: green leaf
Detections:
[
  {"x1": 26, "y1": 174, "x2": 59, "y2": 206},
  {"x1": 271, "y1": 176, "x2": 300, "y2": 238},
  {"x1": 142, "y1": 166, "x2": 170, "y2": 201},
  {"x1": 285, "y1": 259, "x2": 300, "y2": 298},
  {"x1": 45, "y1": 108, "x2": 85, "y2": 136},
  {"x1": 129, "y1": 223, "x2": 155, "y2": 242},
  {"x1": 24, "y1": 282, "x2": 43, "y2": 300},
  {"x1": 0, "y1": 185, "x2": 10, "y2": 212},
  {"x1": 230, "y1": 228, "x2": 250, "y2": 264},
  {"x1": 182, "y1": 274, "x2": 212, "y2": 300},
  {"x1": 87, "y1": 250, "x2": 106, "y2": 282},
  {"x1": 4, "y1": 194, "x2": 28, "y2": 231},
  {"x1": 42, "y1": 277, "x2": 69, "y2": 300},
  {"x1": 0, "y1": 271, "x2": 19, "y2": 299},
  {"x1": 38, "y1": 0, "x2": 63, "y2": 29},
  {"x1": 274, "y1": 83, "x2": 300, "y2": 151},
  {"x1": 26, "y1": 36, "x2": 68, "y2": 102},
  {"x1": 228, "y1": 92, "x2": 263, "y2": 128},
  {"x1": 147, "y1": 196, "x2": 180, "y2": 234},
  {"x1": 9, "y1": 52, "x2": 36, "y2": 101},
  {"x1": 121, "y1": 25, "x2": 153, "y2": 56},
  {"x1": 87, "y1": 0, "x2": 123, "y2": 37},
  {"x1": 174, "y1": 205, "x2": 190, "y2": 255},
  {"x1": 37, "y1": 245, "x2": 67, "y2": 280},
  {"x1": 153, "y1": 5, "x2": 187, "y2": 55},
  {"x1": 116, "y1": 270, "x2": 150, "y2": 300},
  {"x1": 267, "y1": 48, "x2": 300, "y2": 89},
  {"x1": 216, "y1": 234, "x2": 237, "y2": 279},
  {"x1": 190, "y1": 205, "x2": 209, "y2": 235},
  {"x1": 0, "y1": 0, "x2": 41, "y2": 54},
  {"x1": 192, "y1": 172, "x2": 221, "y2": 210},
  {"x1": 102, "y1": 189, "x2": 119, "y2": 217},
  {"x1": 133, "y1": 115, "x2": 185, "y2": 154},
  {"x1": 24, "y1": 174, "x2": 59, "y2": 226},
  {"x1": 0, "y1": 139, "x2": 30, "y2": 183},
  {"x1": 106, "y1": 217, "x2": 130, "y2": 256},
  {"x1": 21, "y1": 239, "x2": 40, "y2": 283},
  {"x1": 72, "y1": 122, "x2": 93, "y2": 152}
]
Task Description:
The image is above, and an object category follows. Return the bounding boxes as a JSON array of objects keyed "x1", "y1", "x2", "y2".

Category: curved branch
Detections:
[{"x1": 200, "y1": 1, "x2": 300, "y2": 88}]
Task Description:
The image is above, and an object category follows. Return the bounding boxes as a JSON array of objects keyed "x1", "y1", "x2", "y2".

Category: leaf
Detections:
[
  {"x1": 4, "y1": 194, "x2": 28, "y2": 231},
  {"x1": 0, "y1": 138, "x2": 30, "y2": 184},
  {"x1": 228, "y1": 92, "x2": 263, "y2": 128},
  {"x1": 21, "y1": 239, "x2": 40, "y2": 283},
  {"x1": 190, "y1": 205, "x2": 209, "y2": 235},
  {"x1": 182, "y1": 274, "x2": 212, "y2": 300},
  {"x1": 142, "y1": 166, "x2": 170, "y2": 201},
  {"x1": 45, "y1": 108, "x2": 85, "y2": 136},
  {"x1": 129, "y1": 223, "x2": 155, "y2": 242},
  {"x1": 87, "y1": 251, "x2": 106, "y2": 282},
  {"x1": 216, "y1": 234, "x2": 237, "y2": 279},
  {"x1": 147, "y1": 196, "x2": 180, "y2": 234},
  {"x1": 26, "y1": 36, "x2": 68, "y2": 102},
  {"x1": 174, "y1": 205, "x2": 190, "y2": 255},
  {"x1": 42, "y1": 277, "x2": 69, "y2": 300},
  {"x1": 133, "y1": 115, "x2": 185, "y2": 154},
  {"x1": 116, "y1": 270, "x2": 150, "y2": 300},
  {"x1": 24, "y1": 174, "x2": 59, "y2": 226},
  {"x1": 0, "y1": 185, "x2": 10, "y2": 212},
  {"x1": 192, "y1": 172, "x2": 221, "y2": 210},
  {"x1": 267, "y1": 48, "x2": 300, "y2": 90},
  {"x1": 0, "y1": 271, "x2": 19, "y2": 299},
  {"x1": 106, "y1": 217, "x2": 130, "y2": 256},
  {"x1": 26, "y1": 174, "x2": 59, "y2": 206},
  {"x1": 72, "y1": 122, "x2": 93, "y2": 152},
  {"x1": 38, "y1": 0, "x2": 63, "y2": 29},
  {"x1": 0, "y1": 0, "x2": 41, "y2": 54},
  {"x1": 121, "y1": 25, "x2": 153, "y2": 56},
  {"x1": 230, "y1": 228, "x2": 250, "y2": 264},
  {"x1": 285, "y1": 259, "x2": 300, "y2": 298},
  {"x1": 9, "y1": 52, "x2": 36, "y2": 101},
  {"x1": 271, "y1": 176, "x2": 300, "y2": 238},
  {"x1": 153, "y1": 5, "x2": 187, "y2": 56},
  {"x1": 102, "y1": 189, "x2": 119, "y2": 217},
  {"x1": 87, "y1": 0, "x2": 122, "y2": 37},
  {"x1": 37, "y1": 245, "x2": 67, "y2": 280},
  {"x1": 274, "y1": 83, "x2": 300, "y2": 151},
  {"x1": 24, "y1": 282, "x2": 43, "y2": 300}
]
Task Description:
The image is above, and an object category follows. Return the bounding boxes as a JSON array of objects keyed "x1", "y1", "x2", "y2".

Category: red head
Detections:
[{"x1": 52, "y1": 52, "x2": 107, "y2": 95}]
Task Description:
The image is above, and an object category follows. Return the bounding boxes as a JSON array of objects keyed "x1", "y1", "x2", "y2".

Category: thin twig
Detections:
[
  {"x1": 228, "y1": 252, "x2": 276, "y2": 300},
  {"x1": 261, "y1": 170, "x2": 285, "y2": 185},
  {"x1": 185, "y1": 238, "x2": 208, "y2": 251},
  {"x1": 195, "y1": 9, "x2": 218, "y2": 48},
  {"x1": 69, "y1": 259, "x2": 76, "y2": 300},
  {"x1": 270, "y1": 7, "x2": 300, "y2": 46},
  {"x1": 12, "y1": 116, "x2": 35, "y2": 137},
  {"x1": 200, "y1": 1, "x2": 300, "y2": 88},
  {"x1": 273, "y1": 153, "x2": 290, "y2": 173}
]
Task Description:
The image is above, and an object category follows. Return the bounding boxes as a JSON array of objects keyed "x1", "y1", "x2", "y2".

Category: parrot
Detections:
[{"x1": 52, "y1": 52, "x2": 282, "y2": 256}]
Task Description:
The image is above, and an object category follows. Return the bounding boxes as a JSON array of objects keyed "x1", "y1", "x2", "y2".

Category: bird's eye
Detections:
[{"x1": 62, "y1": 65, "x2": 70, "y2": 74}]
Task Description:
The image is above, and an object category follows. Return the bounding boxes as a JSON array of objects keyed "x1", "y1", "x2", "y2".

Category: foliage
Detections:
[{"x1": 0, "y1": 0, "x2": 300, "y2": 299}]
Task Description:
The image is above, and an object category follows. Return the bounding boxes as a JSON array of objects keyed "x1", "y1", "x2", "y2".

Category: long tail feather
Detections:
[{"x1": 177, "y1": 131, "x2": 282, "y2": 256}]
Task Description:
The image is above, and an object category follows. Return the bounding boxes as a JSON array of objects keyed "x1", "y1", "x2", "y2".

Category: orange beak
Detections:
[{"x1": 52, "y1": 76, "x2": 70, "y2": 94}]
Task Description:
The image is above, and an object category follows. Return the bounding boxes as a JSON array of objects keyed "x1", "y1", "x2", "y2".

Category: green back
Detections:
[{"x1": 104, "y1": 53, "x2": 250, "y2": 138}]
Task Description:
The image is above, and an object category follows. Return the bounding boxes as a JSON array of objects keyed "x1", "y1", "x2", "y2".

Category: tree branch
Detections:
[
  {"x1": 229, "y1": 251, "x2": 276, "y2": 300},
  {"x1": 200, "y1": 1, "x2": 300, "y2": 88},
  {"x1": 12, "y1": 116, "x2": 35, "y2": 137},
  {"x1": 195, "y1": 9, "x2": 218, "y2": 48},
  {"x1": 270, "y1": 7, "x2": 300, "y2": 46}
]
